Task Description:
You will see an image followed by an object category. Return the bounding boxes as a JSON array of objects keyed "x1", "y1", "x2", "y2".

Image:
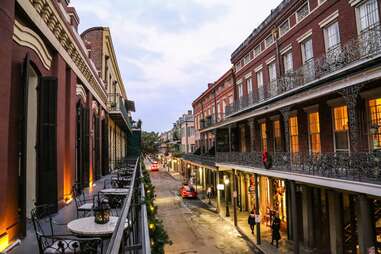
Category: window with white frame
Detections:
[
  {"x1": 268, "y1": 62, "x2": 277, "y2": 96},
  {"x1": 254, "y1": 45, "x2": 262, "y2": 57},
  {"x1": 283, "y1": 51, "x2": 293, "y2": 73},
  {"x1": 238, "y1": 81, "x2": 243, "y2": 98},
  {"x1": 301, "y1": 38, "x2": 314, "y2": 63},
  {"x1": 324, "y1": 22, "x2": 341, "y2": 52},
  {"x1": 356, "y1": 0, "x2": 380, "y2": 33},
  {"x1": 247, "y1": 77, "x2": 253, "y2": 94},
  {"x1": 296, "y1": 1, "x2": 310, "y2": 22},
  {"x1": 265, "y1": 34, "x2": 274, "y2": 47},
  {"x1": 279, "y1": 19, "x2": 290, "y2": 36},
  {"x1": 333, "y1": 105, "x2": 349, "y2": 153},
  {"x1": 256, "y1": 71, "x2": 264, "y2": 100}
]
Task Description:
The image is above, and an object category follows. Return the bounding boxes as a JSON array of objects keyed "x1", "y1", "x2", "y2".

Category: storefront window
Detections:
[
  {"x1": 289, "y1": 116, "x2": 299, "y2": 155},
  {"x1": 369, "y1": 98, "x2": 381, "y2": 150},
  {"x1": 260, "y1": 122, "x2": 268, "y2": 152},
  {"x1": 333, "y1": 106, "x2": 349, "y2": 152},
  {"x1": 273, "y1": 120, "x2": 282, "y2": 152},
  {"x1": 308, "y1": 112, "x2": 321, "y2": 154}
]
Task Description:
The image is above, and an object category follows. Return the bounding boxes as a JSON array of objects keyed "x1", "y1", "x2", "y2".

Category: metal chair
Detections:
[
  {"x1": 31, "y1": 205, "x2": 103, "y2": 254},
  {"x1": 72, "y1": 184, "x2": 93, "y2": 218}
]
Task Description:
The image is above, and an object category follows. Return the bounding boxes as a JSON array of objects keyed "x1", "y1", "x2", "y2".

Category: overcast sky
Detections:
[{"x1": 71, "y1": 0, "x2": 282, "y2": 132}]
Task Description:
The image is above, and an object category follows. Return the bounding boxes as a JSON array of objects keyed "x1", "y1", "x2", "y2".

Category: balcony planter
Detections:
[{"x1": 262, "y1": 151, "x2": 272, "y2": 169}]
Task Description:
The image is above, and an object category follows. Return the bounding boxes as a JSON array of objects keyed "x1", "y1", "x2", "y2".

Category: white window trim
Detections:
[
  {"x1": 295, "y1": 1, "x2": 311, "y2": 23},
  {"x1": 297, "y1": 29, "x2": 313, "y2": 43},
  {"x1": 244, "y1": 72, "x2": 252, "y2": 79},
  {"x1": 264, "y1": 34, "x2": 275, "y2": 48},
  {"x1": 254, "y1": 64, "x2": 263, "y2": 72},
  {"x1": 319, "y1": 10, "x2": 339, "y2": 28},
  {"x1": 318, "y1": 0, "x2": 327, "y2": 6},
  {"x1": 354, "y1": 0, "x2": 380, "y2": 35},
  {"x1": 265, "y1": 55, "x2": 276, "y2": 65},
  {"x1": 300, "y1": 37, "x2": 314, "y2": 63},
  {"x1": 280, "y1": 44, "x2": 293, "y2": 55},
  {"x1": 279, "y1": 18, "x2": 291, "y2": 38},
  {"x1": 307, "y1": 110, "x2": 321, "y2": 155},
  {"x1": 331, "y1": 104, "x2": 351, "y2": 154},
  {"x1": 323, "y1": 21, "x2": 341, "y2": 53}
]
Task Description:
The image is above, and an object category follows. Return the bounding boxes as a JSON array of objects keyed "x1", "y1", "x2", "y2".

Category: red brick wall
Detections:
[{"x1": 81, "y1": 28, "x2": 104, "y2": 75}]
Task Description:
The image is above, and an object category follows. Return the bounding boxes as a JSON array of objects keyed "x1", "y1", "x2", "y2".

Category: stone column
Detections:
[
  {"x1": 302, "y1": 185, "x2": 314, "y2": 250},
  {"x1": 290, "y1": 181, "x2": 300, "y2": 254},
  {"x1": 254, "y1": 173, "x2": 261, "y2": 244},
  {"x1": 339, "y1": 85, "x2": 363, "y2": 153},
  {"x1": 328, "y1": 191, "x2": 344, "y2": 254},
  {"x1": 357, "y1": 195, "x2": 376, "y2": 254},
  {"x1": 249, "y1": 119, "x2": 255, "y2": 152}
]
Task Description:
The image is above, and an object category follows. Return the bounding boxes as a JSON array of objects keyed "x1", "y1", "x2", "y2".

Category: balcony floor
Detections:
[{"x1": 11, "y1": 176, "x2": 111, "y2": 254}]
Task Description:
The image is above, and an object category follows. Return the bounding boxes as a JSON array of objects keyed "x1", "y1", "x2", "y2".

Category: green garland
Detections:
[{"x1": 142, "y1": 163, "x2": 172, "y2": 253}]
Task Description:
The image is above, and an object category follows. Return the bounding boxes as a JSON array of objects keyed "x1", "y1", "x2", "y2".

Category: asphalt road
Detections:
[{"x1": 149, "y1": 165, "x2": 262, "y2": 254}]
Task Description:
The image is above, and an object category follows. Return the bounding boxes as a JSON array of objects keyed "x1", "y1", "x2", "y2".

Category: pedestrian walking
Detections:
[
  {"x1": 271, "y1": 212, "x2": 281, "y2": 248},
  {"x1": 247, "y1": 209, "x2": 256, "y2": 234},
  {"x1": 206, "y1": 186, "x2": 212, "y2": 204}
]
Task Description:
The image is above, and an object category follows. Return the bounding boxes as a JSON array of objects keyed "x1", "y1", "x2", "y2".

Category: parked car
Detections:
[
  {"x1": 150, "y1": 161, "x2": 159, "y2": 171},
  {"x1": 179, "y1": 184, "x2": 197, "y2": 198}
]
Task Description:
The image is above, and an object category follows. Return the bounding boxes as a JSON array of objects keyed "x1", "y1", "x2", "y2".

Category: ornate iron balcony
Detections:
[
  {"x1": 216, "y1": 151, "x2": 381, "y2": 185},
  {"x1": 182, "y1": 154, "x2": 216, "y2": 167},
  {"x1": 226, "y1": 24, "x2": 381, "y2": 117}
]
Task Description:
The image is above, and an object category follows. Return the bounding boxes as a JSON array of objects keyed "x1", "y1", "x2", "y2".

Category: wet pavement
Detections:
[{"x1": 149, "y1": 165, "x2": 262, "y2": 254}]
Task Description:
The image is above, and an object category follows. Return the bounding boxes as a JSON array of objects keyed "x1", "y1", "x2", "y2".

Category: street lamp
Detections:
[{"x1": 224, "y1": 175, "x2": 230, "y2": 217}]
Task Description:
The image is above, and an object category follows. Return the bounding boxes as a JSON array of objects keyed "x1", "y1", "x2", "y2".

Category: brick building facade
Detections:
[{"x1": 183, "y1": 0, "x2": 381, "y2": 253}]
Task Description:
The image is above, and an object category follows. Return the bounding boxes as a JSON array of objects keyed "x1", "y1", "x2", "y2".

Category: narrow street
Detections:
[{"x1": 149, "y1": 164, "x2": 261, "y2": 254}]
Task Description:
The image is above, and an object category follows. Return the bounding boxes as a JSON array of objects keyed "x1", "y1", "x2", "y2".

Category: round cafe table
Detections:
[{"x1": 67, "y1": 216, "x2": 121, "y2": 237}]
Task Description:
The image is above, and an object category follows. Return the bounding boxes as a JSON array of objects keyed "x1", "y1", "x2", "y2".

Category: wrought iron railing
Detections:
[
  {"x1": 106, "y1": 156, "x2": 151, "y2": 254},
  {"x1": 200, "y1": 113, "x2": 225, "y2": 129},
  {"x1": 108, "y1": 93, "x2": 132, "y2": 130},
  {"x1": 182, "y1": 154, "x2": 216, "y2": 167},
  {"x1": 226, "y1": 25, "x2": 381, "y2": 117},
  {"x1": 216, "y1": 151, "x2": 381, "y2": 185}
]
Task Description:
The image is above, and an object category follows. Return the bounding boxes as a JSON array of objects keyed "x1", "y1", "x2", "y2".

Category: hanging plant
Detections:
[{"x1": 142, "y1": 163, "x2": 172, "y2": 254}]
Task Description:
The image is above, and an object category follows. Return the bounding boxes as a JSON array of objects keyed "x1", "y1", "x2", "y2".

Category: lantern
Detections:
[{"x1": 94, "y1": 198, "x2": 111, "y2": 224}]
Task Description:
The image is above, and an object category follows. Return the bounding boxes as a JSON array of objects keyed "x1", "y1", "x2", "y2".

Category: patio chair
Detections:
[
  {"x1": 93, "y1": 192, "x2": 121, "y2": 216},
  {"x1": 31, "y1": 205, "x2": 103, "y2": 254},
  {"x1": 72, "y1": 184, "x2": 93, "y2": 218}
]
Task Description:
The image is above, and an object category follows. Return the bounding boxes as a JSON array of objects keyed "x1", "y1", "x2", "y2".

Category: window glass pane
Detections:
[
  {"x1": 289, "y1": 116, "x2": 299, "y2": 154},
  {"x1": 268, "y1": 62, "x2": 277, "y2": 81},
  {"x1": 369, "y1": 98, "x2": 381, "y2": 150},
  {"x1": 265, "y1": 35, "x2": 274, "y2": 47},
  {"x1": 297, "y1": 2, "x2": 310, "y2": 21},
  {"x1": 273, "y1": 120, "x2": 282, "y2": 152},
  {"x1": 325, "y1": 22, "x2": 341, "y2": 51},
  {"x1": 283, "y1": 52, "x2": 293, "y2": 73},
  {"x1": 308, "y1": 112, "x2": 321, "y2": 154},
  {"x1": 302, "y1": 38, "x2": 314, "y2": 63},
  {"x1": 333, "y1": 106, "x2": 349, "y2": 151},
  {"x1": 279, "y1": 20, "x2": 290, "y2": 36},
  {"x1": 247, "y1": 78, "x2": 253, "y2": 94},
  {"x1": 358, "y1": 0, "x2": 379, "y2": 32},
  {"x1": 261, "y1": 122, "x2": 267, "y2": 152}
]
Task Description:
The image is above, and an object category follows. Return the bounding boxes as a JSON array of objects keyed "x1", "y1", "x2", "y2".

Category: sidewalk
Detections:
[{"x1": 165, "y1": 168, "x2": 304, "y2": 254}]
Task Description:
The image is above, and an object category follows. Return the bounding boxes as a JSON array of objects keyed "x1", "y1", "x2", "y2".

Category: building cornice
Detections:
[{"x1": 18, "y1": 0, "x2": 108, "y2": 109}]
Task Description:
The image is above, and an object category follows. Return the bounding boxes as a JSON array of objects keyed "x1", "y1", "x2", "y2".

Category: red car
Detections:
[
  {"x1": 179, "y1": 184, "x2": 197, "y2": 198},
  {"x1": 150, "y1": 161, "x2": 159, "y2": 171}
]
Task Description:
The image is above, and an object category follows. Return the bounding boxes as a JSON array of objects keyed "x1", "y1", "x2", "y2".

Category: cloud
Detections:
[{"x1": 71, "y1": 0, "x2": 282, "y2": 132}]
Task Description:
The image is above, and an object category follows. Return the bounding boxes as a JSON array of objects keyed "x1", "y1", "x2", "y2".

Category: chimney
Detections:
[
  {"x1": 207, "y1": 83, "x2": 214, "y2": 88},
  {"x1": 67, "y1": 7, "x2": 80, "y2": 32},
  {"x1": 188, "y1": 110, "x2": 192, "y2": 115}
]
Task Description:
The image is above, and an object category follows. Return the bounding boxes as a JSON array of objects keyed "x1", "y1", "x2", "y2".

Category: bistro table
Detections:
[
  {"x1": 100, "y1": 188, "x2": 129, "y2": 195},
  {"x1": 67, "y1": 216, "x2": 121, "y2": 237}
]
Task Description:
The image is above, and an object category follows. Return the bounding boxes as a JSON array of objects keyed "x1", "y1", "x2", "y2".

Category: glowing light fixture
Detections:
[{"x1": 0, "y1": 233, "x2": 9, "y2": 252}]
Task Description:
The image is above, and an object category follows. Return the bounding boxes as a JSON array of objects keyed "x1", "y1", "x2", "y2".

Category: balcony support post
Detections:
[
  {"x1": 339, "y1": 85, "x2": 363, "y2": 153},
  {"x1": 328, "y1": 190, "x2": 344, "y2": 254},
  {"x1": 216, "y1": 170, "x2": 221, "y2": 213},
  {"x1": 280, "y1": 106, "x2": 292, "y2": 153},
  {"x1": 290, "y1": 181, "x2": 299, "y2": 254},
  {"x1": 233, "y1": 169, "x2": 238, "y2": 226},
  {"x1": 228, "y1": 125, "x2": 232, "y2": 153},
  {"x1": 254, "y1": 173, "x2": 261, "y2": 245},
  {"x1": 357, "y1": 194, "x2": 376, "y2": 254},
  {"x1": 302, "y1": 185, "x2": 314, "y2": 250},
  {"x1": 249, "y1": 119, "x2": 255, "y2": 152}
]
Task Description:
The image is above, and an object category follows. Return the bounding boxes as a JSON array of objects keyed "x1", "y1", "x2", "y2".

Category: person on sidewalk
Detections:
[
  {"x1": 248, "y1": 209, "x2": 256, "y2": 234},
  {"x1": 271, "y1": 212, "x2": 281, "y2": 248},
  {"x1": 206, "y1": 186, "x2": 212, "y2": 204}
]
